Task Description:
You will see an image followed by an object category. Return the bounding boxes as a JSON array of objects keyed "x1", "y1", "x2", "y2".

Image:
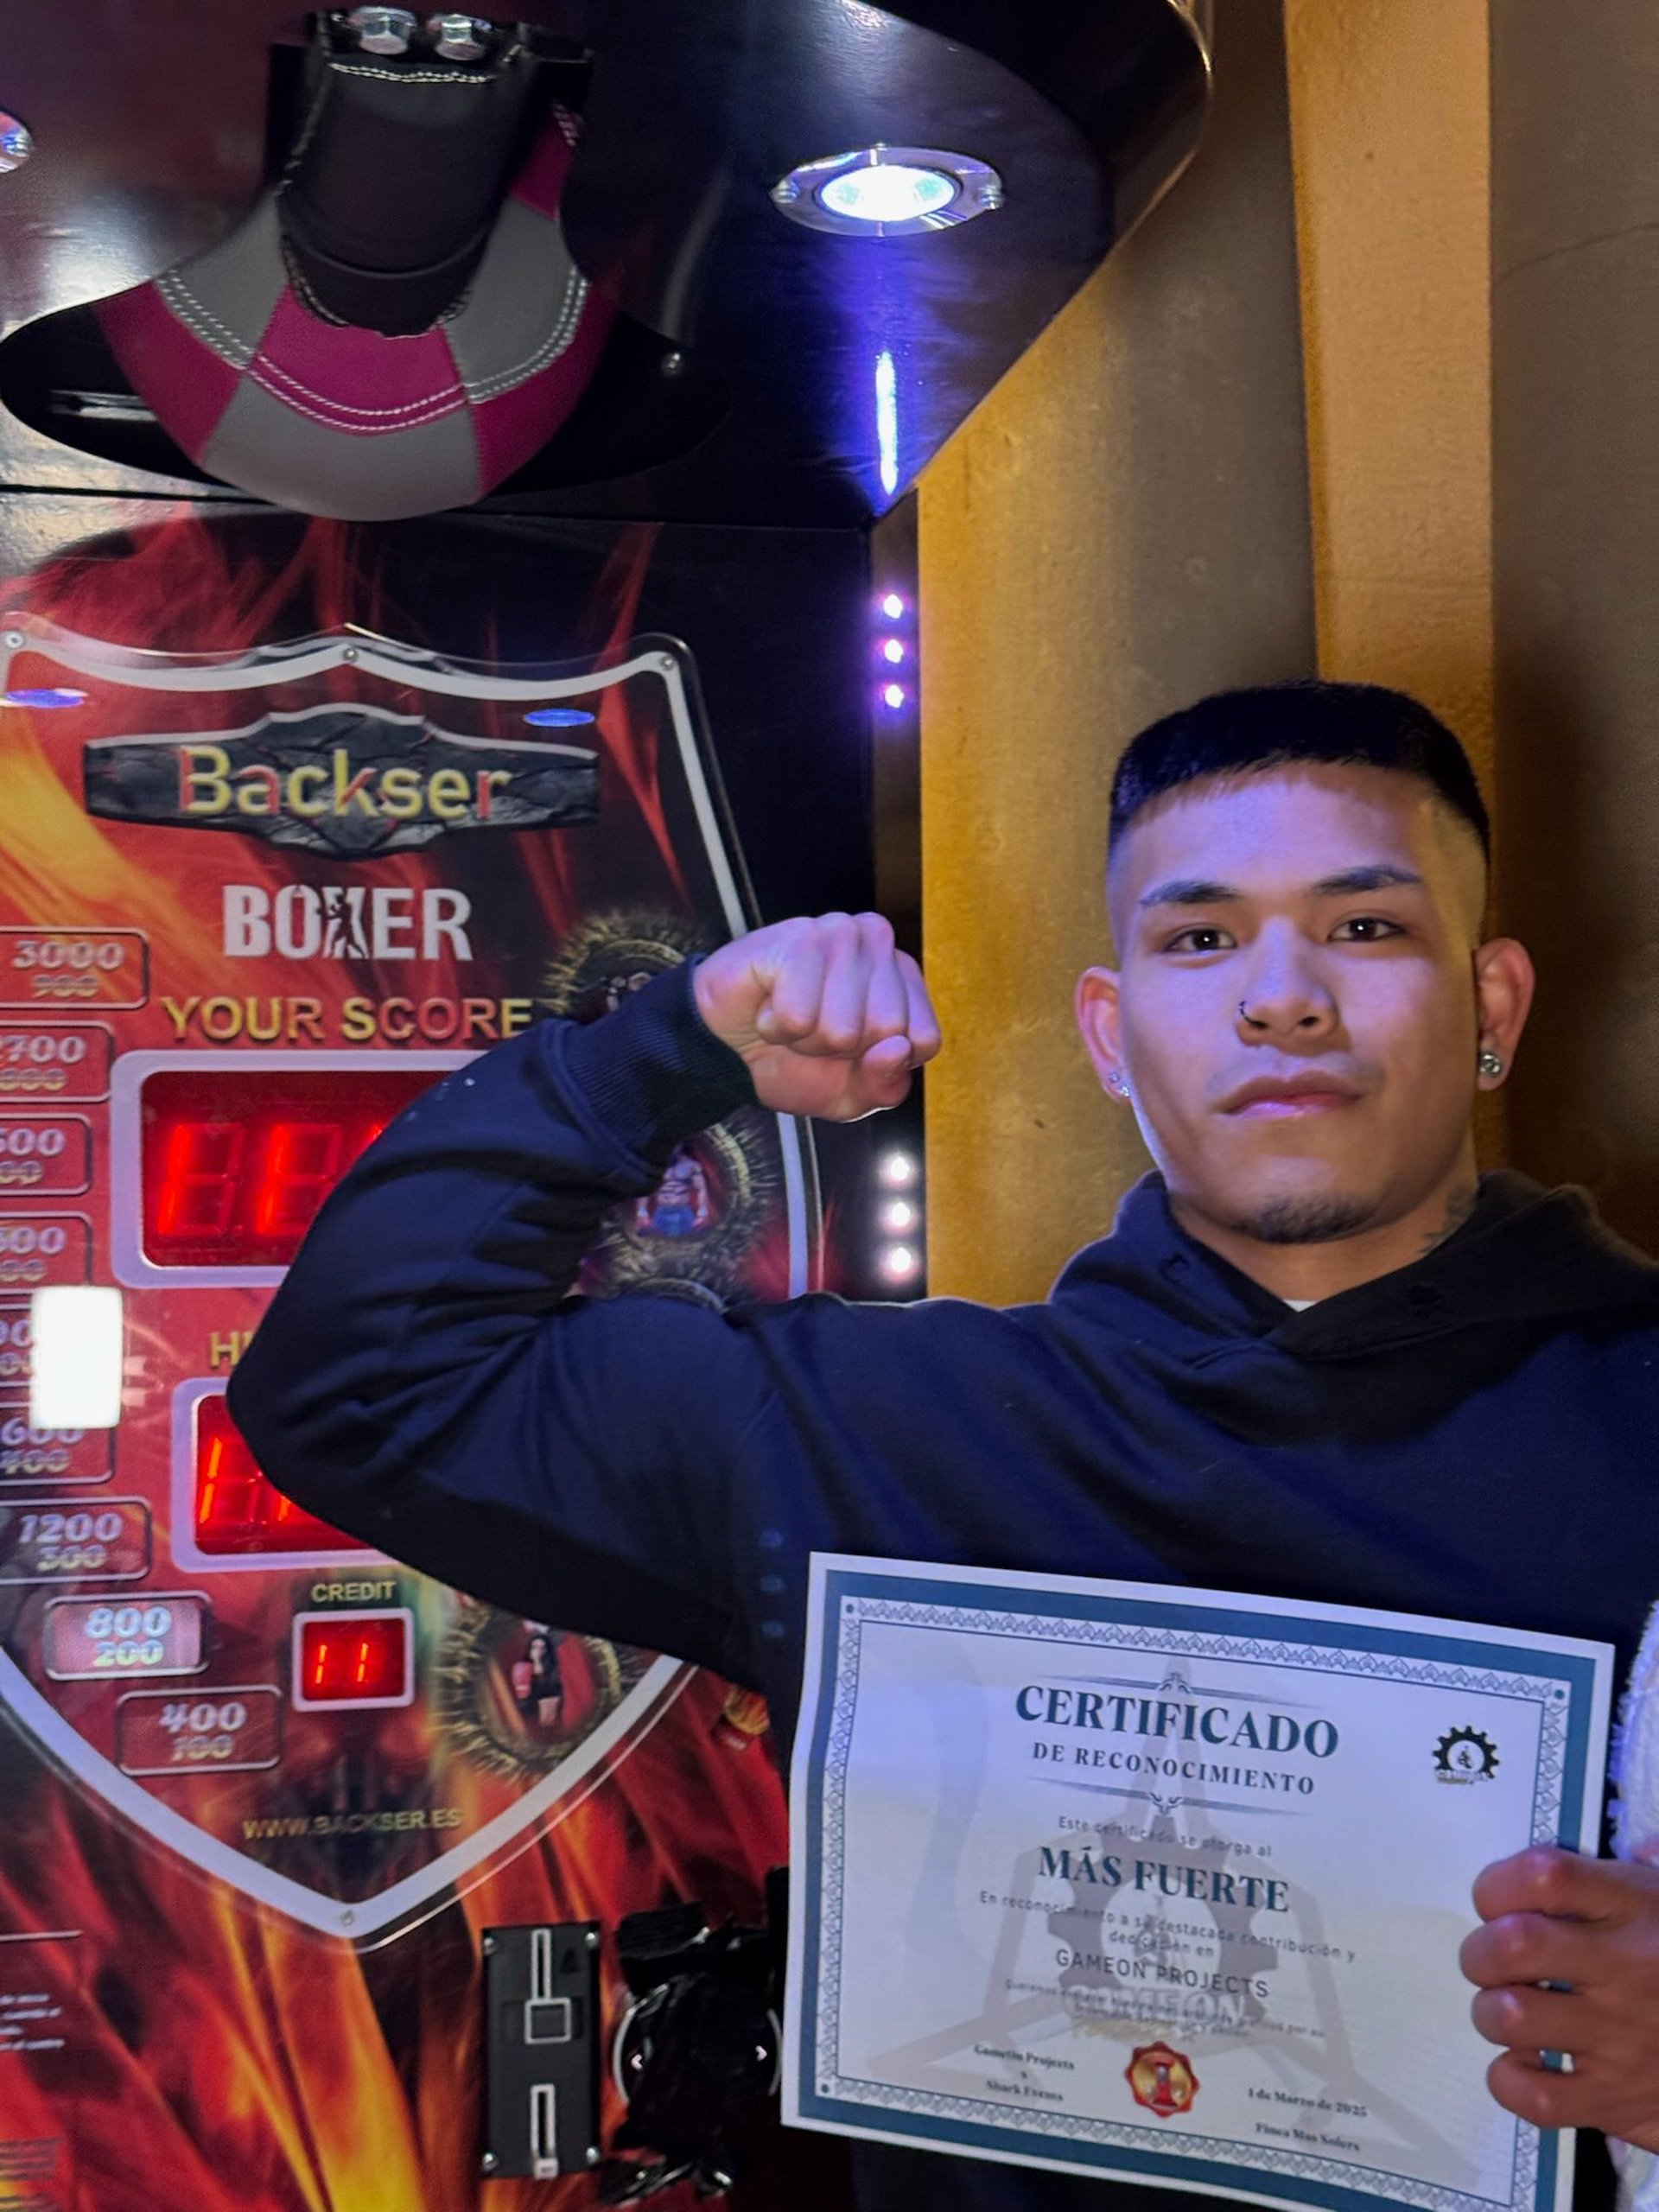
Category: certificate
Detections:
[{"x1": 785, "y1": 1558, "x2": 1614, "y2": 2212}]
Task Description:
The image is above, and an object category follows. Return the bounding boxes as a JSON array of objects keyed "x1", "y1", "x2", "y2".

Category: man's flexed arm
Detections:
[
  {"x1": 226, "y1": 916, "x2": 938, "y2": 1671},
  {"x1": 693, "y1": 910, "x2": 938, "y2": 1120}
]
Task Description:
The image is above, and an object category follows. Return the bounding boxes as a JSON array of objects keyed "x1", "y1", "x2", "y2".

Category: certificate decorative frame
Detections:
[{"x1": 788, "y1": 1558, "x2": 1613, "y2": 2212}]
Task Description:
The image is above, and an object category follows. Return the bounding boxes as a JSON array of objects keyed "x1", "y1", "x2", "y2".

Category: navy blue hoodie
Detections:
[{"x1": 229, "y1": 962, "x2": 1659, "y2": 2212}]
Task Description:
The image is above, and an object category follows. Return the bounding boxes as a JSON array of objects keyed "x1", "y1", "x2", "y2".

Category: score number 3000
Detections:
[{"x1": 0, "y1": 931, "x2": 145, "y2": 1007}]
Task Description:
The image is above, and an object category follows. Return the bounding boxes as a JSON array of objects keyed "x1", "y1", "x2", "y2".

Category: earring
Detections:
[
  {"x1": 1109, "y1": 1071, "x2": 1129, "y2": 1097},
  {"x1": 1478, "y1": 1046, "x2": 1504, "y2": 1080}
]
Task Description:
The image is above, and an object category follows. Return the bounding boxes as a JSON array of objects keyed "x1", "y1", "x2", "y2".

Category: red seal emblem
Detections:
[{"x1": 1126, "y1": 2041, "x2": 1199, "y2": 2119}]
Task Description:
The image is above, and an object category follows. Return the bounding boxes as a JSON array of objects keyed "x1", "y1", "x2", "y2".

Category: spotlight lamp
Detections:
[{"x1": 772, "y1": 146, "x2": 1003, "y2": 239}]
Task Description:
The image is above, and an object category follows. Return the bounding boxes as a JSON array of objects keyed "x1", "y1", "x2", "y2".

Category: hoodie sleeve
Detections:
[{"x1": 225, "y1": 961, "x2": 780, "y2": 1682}]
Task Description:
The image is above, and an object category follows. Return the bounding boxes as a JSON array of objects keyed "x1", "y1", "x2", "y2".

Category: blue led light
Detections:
[
  {"x1": 773, "y1": 147, "x2": 1001, "y2": 240},
  {"x1": 0, "y1": 115, "x2": 33, "y2": 175},
  {"x1": 876, "y1": 351, "x2": 899, "y2": 499},
  {"x1": 3, "y1": 688, "x2": 86, "y2": 709},
  {"x1": 820, "y1": 163, "x2": 957, "y2": 227},
  {"x1": 524, "y1": 706, "x2": 595, "y2": 728}
]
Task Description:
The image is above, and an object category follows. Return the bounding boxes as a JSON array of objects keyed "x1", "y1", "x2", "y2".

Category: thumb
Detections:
[{"x1": 842, "y1": 1035, "x2": 919, "y2": 1117}]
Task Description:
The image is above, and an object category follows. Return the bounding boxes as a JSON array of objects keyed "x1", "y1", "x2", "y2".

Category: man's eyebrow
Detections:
[
  {"x1": 1136, "y1": 864, "x2": 1427, "y2": 912},
  {"x1": 1309, "y1": 865, "x2": 1425, "y2": 896},
  {"x1": 1136, "y1": 877, "x2": 1241, "y2": 911}
]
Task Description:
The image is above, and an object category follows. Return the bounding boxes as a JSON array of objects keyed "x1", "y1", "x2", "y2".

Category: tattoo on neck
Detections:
[{"x1": 1420, "y1": 1182, "x2": 1478, "y2": 1256}]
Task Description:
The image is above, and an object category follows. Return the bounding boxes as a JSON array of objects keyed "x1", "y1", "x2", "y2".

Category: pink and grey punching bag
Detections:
[{"x1": 97, "y1": 12, "x2": 613, "y2": 520}]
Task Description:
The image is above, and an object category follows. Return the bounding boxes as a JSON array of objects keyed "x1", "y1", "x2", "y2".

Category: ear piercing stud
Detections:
[{"x1": 1478, "y1": 1047, "x2": 1505, "y2": 1080}]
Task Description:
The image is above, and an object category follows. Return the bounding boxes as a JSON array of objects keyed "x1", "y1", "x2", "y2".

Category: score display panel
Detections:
[{"x1": 0, "y1": 510, "x2": 887, "y2": 2212}]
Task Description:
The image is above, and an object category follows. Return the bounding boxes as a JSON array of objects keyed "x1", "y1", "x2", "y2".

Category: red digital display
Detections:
[
  {"x1": 141, "y1": 1066, "x2": 437, "y2": 1267},
  {"x1": 194, "y1": 1392, "x2": 369, "y2": 1555},
  {"x1": 293, "y1": 1611, "x2": 412, "y2": 1709}
]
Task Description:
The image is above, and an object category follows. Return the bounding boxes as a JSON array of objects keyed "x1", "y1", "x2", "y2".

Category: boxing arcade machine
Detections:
[{"x1": 0, "y1": 9, "x2": 1210, "y2": 2209}]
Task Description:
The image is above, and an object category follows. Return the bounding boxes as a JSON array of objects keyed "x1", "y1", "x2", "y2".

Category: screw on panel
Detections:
[
  {"x1": 586, "y1": 2146, "x2": 601, "y2": 2166},
  {"x1": 427, "y1": 12, "x2": 492, "y2": 60},
  {"x1": 340, "y1": 1910, "x2": 356, "y2": 1929},
  {"x1": 480, "y1": 2151, "x2": 498, "y2": 2174},
  {"x1": 482, "y1": 1934, "x2": 496, "y2": 1955},
  {"x1": 3, "y1": 632, "x2": 22, "y2": 650},
  {"x1": 655, "y1": 656, "x2": 675, "y2": 673},
  {"x1": 584, "y1": 1929, "x2": 601, "y2": 1948},
  {"x1": 346, "y1": 6, "x2": 419, "y2": 54},
  {"x1": 342, "y1": 647, "x2": 359, "y2": 662}
]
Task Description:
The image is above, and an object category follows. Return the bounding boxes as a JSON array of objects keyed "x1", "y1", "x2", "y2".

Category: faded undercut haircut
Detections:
[{"x1": 1108, "y1": 680, "x2": 1491, "y2": 866}]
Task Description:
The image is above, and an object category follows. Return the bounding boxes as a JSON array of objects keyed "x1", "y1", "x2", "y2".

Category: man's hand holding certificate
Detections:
[
  {"x1": 1464, "y1": 1847, "x2": 1659, "y2": 2152},
  {"x1": 786, "y1": 1559, "x2": 1614, "y2": 2212}
]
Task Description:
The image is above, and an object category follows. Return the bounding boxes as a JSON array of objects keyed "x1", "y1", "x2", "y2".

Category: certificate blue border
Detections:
[{"x1": 793, "y1": 1566, "x2": 1605, "y2": 2212}]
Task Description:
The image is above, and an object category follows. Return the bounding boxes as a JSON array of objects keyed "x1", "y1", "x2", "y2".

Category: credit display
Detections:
[
  {"x1": 291, "y1": 1609, "x2": 414, "y2": 1710},
  {"x1": 0, "y1": 507, "x2": 892, "y2": 2212}
]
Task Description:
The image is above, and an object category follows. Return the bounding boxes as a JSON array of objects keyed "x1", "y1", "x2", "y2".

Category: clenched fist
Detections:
[{"x1": 693, "y1": 912, "x2": 940, "y2": 1121}]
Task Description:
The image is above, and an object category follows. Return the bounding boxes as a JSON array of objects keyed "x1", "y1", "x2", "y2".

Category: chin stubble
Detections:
[{"x1": 1225, "y1": 1194, "x2": 1380, "y2": 1246}]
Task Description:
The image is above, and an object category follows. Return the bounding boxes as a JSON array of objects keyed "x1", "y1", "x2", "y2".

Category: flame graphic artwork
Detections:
[{"x1": 0, "y1": 509, "x2": 821, "y2": 2210}]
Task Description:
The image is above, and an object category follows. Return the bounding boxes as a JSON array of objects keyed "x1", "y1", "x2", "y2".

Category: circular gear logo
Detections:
[{"x1": 1434, "y1": 1726, "x2": 1499, "y2": 1783}]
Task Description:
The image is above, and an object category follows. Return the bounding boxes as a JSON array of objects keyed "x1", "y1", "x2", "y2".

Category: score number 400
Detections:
[
  {"x1": 83, "y1": 1601, "x2": 177, "y2": 1669},
  {"x1": 156, "y1": 1695, "x2": 251, "y2": 1764}
]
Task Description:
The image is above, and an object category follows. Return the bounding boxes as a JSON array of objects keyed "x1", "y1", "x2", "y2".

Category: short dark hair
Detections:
[{"x1": 1108, "y1": 680, "x2": 1491, "y2": 862}]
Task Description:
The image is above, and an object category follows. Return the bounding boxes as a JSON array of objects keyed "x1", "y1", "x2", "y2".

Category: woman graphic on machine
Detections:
[{"x1": 510, "y1": 1629, "x2": 564, "y2": 1730}]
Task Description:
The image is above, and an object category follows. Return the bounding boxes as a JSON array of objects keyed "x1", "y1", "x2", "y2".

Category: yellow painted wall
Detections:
[
  {"x1": 1282, "y1": 0, "x2": 1494, "y2": 778},
  {"x1": 918, "y1": 281, "x2": 1157, "y2": 1306},
  {"x1": 919, "y1": 3, "x2": 1497, "y2": 1300}
]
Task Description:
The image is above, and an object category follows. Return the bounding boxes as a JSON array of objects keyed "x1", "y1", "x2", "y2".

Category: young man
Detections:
[{"x1": 231, "y1": 682, "x2": 1659, "y2": 2212}]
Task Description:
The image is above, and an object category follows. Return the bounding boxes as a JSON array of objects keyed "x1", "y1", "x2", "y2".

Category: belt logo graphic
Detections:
[{"x1": 84, "y1": 702, "x2": 599, "y2": 857}]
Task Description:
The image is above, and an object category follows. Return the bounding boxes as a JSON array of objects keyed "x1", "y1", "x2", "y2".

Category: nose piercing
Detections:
[{"x1": 1238, "y1": 999, "x2": 1265, "y2": 1028}]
